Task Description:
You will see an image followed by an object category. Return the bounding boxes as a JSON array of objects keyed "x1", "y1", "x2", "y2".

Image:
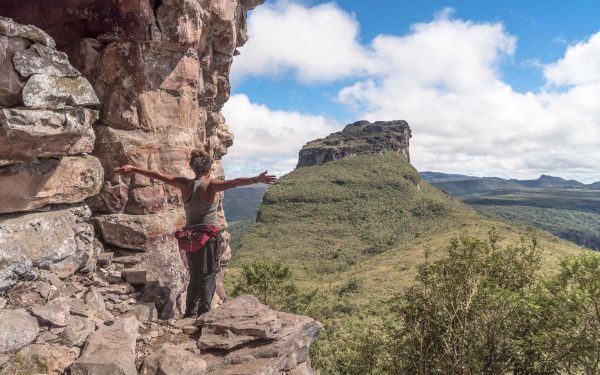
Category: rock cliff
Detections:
[
  {"x1": 297, "y1": 120, "x2": 411, "y2": 167},
  {"x1": 0, "y1": 0, "x2": 248, "y2": 316},
  {"x1": 0, "y1": 3, "x2": 321, "y2": 374}
]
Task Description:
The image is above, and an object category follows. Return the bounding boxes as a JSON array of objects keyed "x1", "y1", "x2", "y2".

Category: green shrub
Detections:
[
  {"x1": 381, "y1": 232, "x2": 600, "y2": 374},
  {"x1": 231, "y1": 260, "x2": 316, "y2": 315}
]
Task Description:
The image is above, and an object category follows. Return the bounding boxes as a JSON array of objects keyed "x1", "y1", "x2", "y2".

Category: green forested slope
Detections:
[
  {"x1": 228, "y1": 152, "x2": 588, "y2": 374},
  {"x1": 231, "y1": 152, "x2": 584, "y2": 296}
]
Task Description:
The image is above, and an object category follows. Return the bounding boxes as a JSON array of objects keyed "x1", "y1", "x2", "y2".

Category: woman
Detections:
[{"x1": 116, "y1": 150, "x2": 277, "y2": 317}]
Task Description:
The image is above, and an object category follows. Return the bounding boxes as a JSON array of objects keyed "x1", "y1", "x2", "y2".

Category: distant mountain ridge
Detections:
[
  {"x1": 420, "y1": 171, "x2": 600, "y2": 250},
  {"x1": 421, "y1": 171, "x2": 598, "y2": 194}
]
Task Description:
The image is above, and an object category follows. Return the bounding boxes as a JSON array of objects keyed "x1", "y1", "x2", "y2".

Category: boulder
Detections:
[
  {"x1": 137, "y1": 43, "x2": 201, "y2": 95},
  {"x1": 0, "y1": 155, "x2": 103, "y2": 213},
  {"x1": 201, "y1": 310, "x2": 322, "y2": 374},
  {"x1": 22, "y1": 73, "x2": 99, "y2": 108},
  {"x1": 111, "y1": 252, "x2": 144, "y2": 268},
  {"x1": 0, "y1": 16, "x2": 55, "y2": 48},
  {"x1": 197, "y1": 295, "x2": 282, "y2": 350},
  {"x1": 0, "y1": 107, "x2": 98, "y2": 160},
  {"x1": 29, "y1": 298, "x2": 71, "y2": 327},
  {"x1": 126, "y1": 183, "x2": 178, "y2": 215},
  {"x1": 0, "y1": 309, "x2": 39, "y2": 354},
  {"x1": 0, "y1": 205, "x2": 94, "y2": 289},
  {"x1": 94, "y1": 210, "x2": 185, "y2": 251},
  {"x1": 80, "y1": 238, "x2": 103, "y2": 273},
  {"x1": 61, "y1": 315, "x2": 96, "y2": 346},
  {"x1": 172, "y1": 317, "x2": 198, "y2": 328},
  {"x1": 70, "y1": 315, "x2": 139, "y2": 375},
  {"x1": 13, "y1": 43, "x2": 80, "y2": 77},
  {"x1": 97, "y1": 84, "x2": 142, "y2": 130},
  {"x1": 1, "y1": 344, "x2": 78, "y2": 375},
  {"x1": 139, "y1": 344, "x2": 207, "y2": 375}
]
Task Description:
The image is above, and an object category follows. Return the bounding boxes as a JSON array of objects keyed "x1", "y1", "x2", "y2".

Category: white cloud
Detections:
[
  {"x1": 232, "y1": 1, "x2": 370, "y2": 82},
  {"x1": 221, "y1": 94, "x2": 338, "y2": 177},
  {"x1": 544, "y1": 32, "x2": 600, "y2": 87},
  {"x1": 228, "y1": 1, "x2": 600, "y2": 182}
]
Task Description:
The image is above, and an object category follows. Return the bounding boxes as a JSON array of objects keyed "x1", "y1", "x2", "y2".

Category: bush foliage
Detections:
[{"x1": 233, "y1": 232, "x2": 600, "y2": 375}]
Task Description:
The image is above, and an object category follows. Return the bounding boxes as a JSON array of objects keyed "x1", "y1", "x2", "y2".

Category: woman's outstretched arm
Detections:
[
  {"x1": 115, "y1": 165, "x2": 191, "y2": 192},
  {"x1": 209, "y1": 171, "x2": 277, "y2": 193}
]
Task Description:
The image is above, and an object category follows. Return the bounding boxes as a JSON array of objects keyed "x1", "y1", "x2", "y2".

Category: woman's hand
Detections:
[
  {"x1": 115, "y1": 165, "x2": 137, "y2": 175},
  {"x1": 256, "y1": 171, "x2": 277, "y2": 185}
]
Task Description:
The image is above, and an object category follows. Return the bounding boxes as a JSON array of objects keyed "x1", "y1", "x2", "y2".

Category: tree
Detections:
[
  {"x1": 387, "y1": 231, "x2": 545, "y2": 374},
  {"x1": 535, "y1": 254, "x2": 600, "y2": 373}
]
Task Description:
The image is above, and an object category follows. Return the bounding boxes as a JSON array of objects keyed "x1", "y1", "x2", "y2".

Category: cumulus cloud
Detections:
[
  {"x1": 232, "y1": 1, "x2": 370, "y2": 82},
  {"x1": 221, "y1": 94, "x2": 338, "y2": 177},
  {"x1": 544, "y1": 31, "x2": 600, "y2": 87},
  {"x1": 227, "y1": 1, "x2": 600, "y2": 182}
]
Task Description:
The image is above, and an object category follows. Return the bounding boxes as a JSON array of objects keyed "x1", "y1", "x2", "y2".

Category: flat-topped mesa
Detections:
[{"x1": 297, "y1": 120, "x2": 412, "y2": 167}]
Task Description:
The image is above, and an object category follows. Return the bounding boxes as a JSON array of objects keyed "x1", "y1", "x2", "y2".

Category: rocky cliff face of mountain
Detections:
[
  {"x1": 0, "y1": 4, "x2": 320, "y2": 374},
  {"x1": 297, "y1": 120, "x2": 411, "y2": 167}
]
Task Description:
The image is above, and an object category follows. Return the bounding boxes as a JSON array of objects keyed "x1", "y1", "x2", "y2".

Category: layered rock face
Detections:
[
  {"x1": 0, "y1": 4, "x2": 322, "y2": 374},
  {"x1": 0, "y1": 17, "x2": 102, "y2": 289},
  {"x1": 297, "y1": 120, "x2": 412, "y2": 167},
  {"x1": 0, "y1": 0, "x2": 254, "y2": 315}
]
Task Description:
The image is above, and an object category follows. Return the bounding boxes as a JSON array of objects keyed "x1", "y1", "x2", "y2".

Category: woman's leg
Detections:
[
  {"x1": 184, "y1": 252, "x2": 202, "y2": 317},
  {"x1": 197, "y1": 271, "x2": 217, "y2": 315}
]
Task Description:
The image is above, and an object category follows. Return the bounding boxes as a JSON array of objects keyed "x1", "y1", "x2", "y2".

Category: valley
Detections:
[{"x1": 224, "y1": 120, "x2": 590, "y2": 372}]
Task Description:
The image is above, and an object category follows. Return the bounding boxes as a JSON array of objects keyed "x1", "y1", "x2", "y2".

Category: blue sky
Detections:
[{"x1": 222, "y1": 0, "x2": 600, "y2": 182}]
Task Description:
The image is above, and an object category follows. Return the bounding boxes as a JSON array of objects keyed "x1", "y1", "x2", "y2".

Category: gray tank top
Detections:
[{"x1": 183, "y1": 180, "x2": 219, "y2": 227}]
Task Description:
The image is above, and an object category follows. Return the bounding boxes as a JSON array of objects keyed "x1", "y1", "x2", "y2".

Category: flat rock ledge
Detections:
[
  {"x1": 198, "y1": 295, "x2": 323, "y2": 375},
  {"x1": 198, "y1": 294, "x2": 282, "y2": 350}
]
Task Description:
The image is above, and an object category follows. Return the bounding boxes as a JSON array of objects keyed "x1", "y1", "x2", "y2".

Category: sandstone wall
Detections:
[
  {"x1": 0, "y1": 6, "x2": 323, "y2": 373},
  {"x1": 0, "y1": 0, "x2": 261, "y2": 316},
  {"x1": 0, "y1": 17, "x2": 102, "y2": 290}
]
